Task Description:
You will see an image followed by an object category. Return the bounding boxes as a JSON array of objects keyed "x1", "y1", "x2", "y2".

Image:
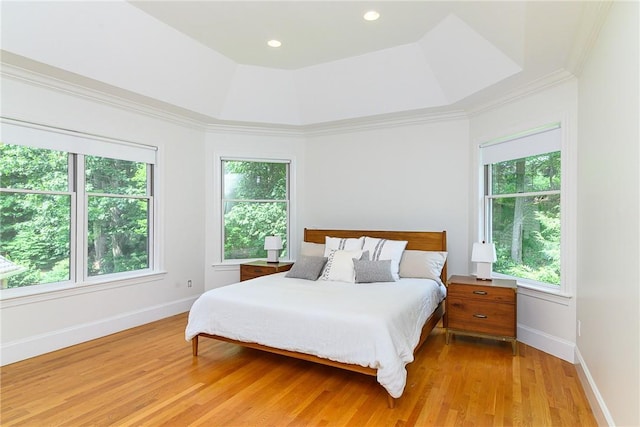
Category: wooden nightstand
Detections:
[
  {"x1": 240, "y1": 261, "x2": 294, "y2": 282},
  {"x1": 445, "y1": 275, "x2": 518, "y2": 355}
]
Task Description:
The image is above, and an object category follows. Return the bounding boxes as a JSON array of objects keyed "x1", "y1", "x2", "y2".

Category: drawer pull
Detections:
[
  {"x1": 473, "y1": 314, "x2": 488, "y2": 319},
  {"x1": 473, "y1": 290, "x2": 488, "y2": 295}
]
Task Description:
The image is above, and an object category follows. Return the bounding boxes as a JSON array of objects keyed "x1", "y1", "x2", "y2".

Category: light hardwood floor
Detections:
[{"x1": 1, "y1": 313, "x2": 596, "y2": 426}]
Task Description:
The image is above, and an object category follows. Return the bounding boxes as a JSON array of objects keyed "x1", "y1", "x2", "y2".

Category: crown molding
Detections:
[
  {"x1": 565, "y1": 1, "x2": 613, "y2": 77},
  {"x1": 1, "y1": 55, "x2": 208, "y2": 131},
  {"x1": 1, "y1": 51, "x2": 581, "y2": 138},
  {"x1": 1, "y1": 55, "x2": 470, "y2": 137},
  {"x1": 467, "y1": 69, "x2": 577, "y2": 118},
  {"x1": 301, "y1": 108, "x2": 469, "y2": 137},
  {"x1": 204, "y1": 121, "x2": 305, "y2": 137}
]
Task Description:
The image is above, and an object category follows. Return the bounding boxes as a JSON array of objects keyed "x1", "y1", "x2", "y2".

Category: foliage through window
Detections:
[
  {"x1": 0, "y1": 144, "x2": 71, "y2": 287},
  {"x1": 85, "y1": 156, "x2": 151, "y2": 276},
  {"x1": 486, "y1": 151, "x2": 561, "y2": 286},
  {"x1": 222, "y1": 160, "x2": 289, "y2": 261},
  {"x1": 1, "y1": 139, "x2": 154, "y2": 289}
]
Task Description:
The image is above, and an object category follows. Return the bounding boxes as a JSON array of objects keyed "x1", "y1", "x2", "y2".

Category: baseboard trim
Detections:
[
  {"x1": 517, "y1": 323, "x2": 575, "y2": 362},
  {"x1": 0, "y1": 296, "x2": 198, "y2": 366},
  {"x1": 575, "y1": 348, "x2": 615, "y2": 426}
]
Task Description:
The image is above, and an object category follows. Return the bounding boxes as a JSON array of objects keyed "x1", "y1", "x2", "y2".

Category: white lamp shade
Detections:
[
  {"x1": 264, "y1": 236, "x2": 283, "y2": 250},
  {"x1": 264, "y1": 236, "x2": 283, "y2": 263},
  {"x1": 471, "y1": 242, "x2": 496, "y2": 263}
]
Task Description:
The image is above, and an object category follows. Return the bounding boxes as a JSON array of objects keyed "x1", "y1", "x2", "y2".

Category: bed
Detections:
[{"x1": 186, "y1": 229, "x2": 447, "y2": 408}]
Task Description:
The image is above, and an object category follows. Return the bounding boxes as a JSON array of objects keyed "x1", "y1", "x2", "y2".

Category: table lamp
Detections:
[
  {"x1": 472, "y1": 242, "x2": 496, "y2": 280},
  {"x1": 264, "y1": 236, "x2": 283, "y2": 263}
]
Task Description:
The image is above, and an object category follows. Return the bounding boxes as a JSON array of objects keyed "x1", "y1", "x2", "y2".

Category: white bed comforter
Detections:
[{"x1": 185, "y1": 273, "x2": 446, "y2": 398}]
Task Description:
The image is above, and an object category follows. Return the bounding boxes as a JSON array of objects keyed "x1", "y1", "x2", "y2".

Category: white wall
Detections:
[
  {"x1": 0, "y1": 69, "x2": 207, "y2": 365},
  {"x1": 469, "y1": 80, "x2": 579, "y2": 362},
  {"x1": 303, "y1": 118, "x2": 470, "y2": 276},
  {"x1": 576, "y1": 2, "x2": 639, "y2": 425}
]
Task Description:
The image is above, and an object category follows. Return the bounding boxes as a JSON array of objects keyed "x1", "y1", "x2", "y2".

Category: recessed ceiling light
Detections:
[
  {"x1": 363, "y1": 10, "x2": 380, "y2": 21},
  {"x1": 267, "y1": 39, "x2": 282, "y2": 48}
]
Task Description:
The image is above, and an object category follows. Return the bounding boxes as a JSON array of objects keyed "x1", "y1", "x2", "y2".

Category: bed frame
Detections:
[{"x1": 192, "y1": 228, "x2": 447, "y2": 408}]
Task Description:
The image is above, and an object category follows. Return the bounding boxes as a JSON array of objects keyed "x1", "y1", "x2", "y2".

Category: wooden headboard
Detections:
[{"x1": 304, "y1": 228, "x2": 447, "y2": 283}]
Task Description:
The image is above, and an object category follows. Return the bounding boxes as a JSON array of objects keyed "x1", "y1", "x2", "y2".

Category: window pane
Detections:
[
  {"x1": 224, "y1": 201, "x2": 287, "y2": 260},
  {"x1": 223, "y1": 161, "x2": 287, "y2": 200},
  {"x1": 0, "y1": 193, "x2": 71, "y2": 288},
  {"x1": 491, "y1": 152, "x2": 560, "y2": 195},
  {"x1": 491, "y1": 194, "x2": 560, "y2": 285},
  {"x1": 85, "y1": 156, "x2": 147, "y2": 195},
  {"x1": 0, "y1": 143, "x2": 68, "y2": 191},
  {"x1": 87, "y1": 196, "x2": 148, "y2": 276}
]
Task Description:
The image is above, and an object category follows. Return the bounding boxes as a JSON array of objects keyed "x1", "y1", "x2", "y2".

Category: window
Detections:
[
  {"x1": 85, "y1": 156, "x2": 151, "y2": 276},
  {"x1": 0, "y1": 120, "x2": 157, "y2": 290},
  {"x1": 481, "y1": 125, "x2": 561, "y2": 287},
  {"x1": 221, "y1": 159, "x2": 289, "y2": 261}
]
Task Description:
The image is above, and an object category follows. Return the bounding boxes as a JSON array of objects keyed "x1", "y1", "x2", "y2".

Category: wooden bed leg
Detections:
[
  {"x1": 387, "y1": 394, "x2": 396, "y2": 409},
  {"x1": 192, "y1": 336, "x2": 199, "y2": 356}
]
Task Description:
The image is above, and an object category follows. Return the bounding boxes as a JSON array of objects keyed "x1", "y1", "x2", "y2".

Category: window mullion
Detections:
[{"x1": 75, "y1": 155, "x2": 86, "y2": 283}]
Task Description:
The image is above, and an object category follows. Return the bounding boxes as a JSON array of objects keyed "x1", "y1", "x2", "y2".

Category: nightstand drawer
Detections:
[
  {"x1": 241, "y1": 265, "x2": 271, "y2": 278},
  {"x1": 447, "y1": 298, "x2": 515, "y2": 337},
  {"x1": 447, "y1": 283, "x2": 515, "y2": 304},
  {"x1": 240, "y1": 262, "x2": 293, "y2": 282}
]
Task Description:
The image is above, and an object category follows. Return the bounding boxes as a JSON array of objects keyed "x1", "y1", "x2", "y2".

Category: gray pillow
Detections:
[
  {"x1": 352, "y1": 258, "x2": 395, "y2": 283},
  {"x1": 285, "y1": 256, "x2": 328, "y2": 280}
]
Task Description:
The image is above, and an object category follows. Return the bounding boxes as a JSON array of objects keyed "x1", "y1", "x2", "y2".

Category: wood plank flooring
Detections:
[{"x1": 1, "y1": 313, "x2": 596, "y2": 426}]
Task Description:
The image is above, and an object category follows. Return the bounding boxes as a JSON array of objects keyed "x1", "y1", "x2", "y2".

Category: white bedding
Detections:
[{"x1": 185, "y1": 273, "x2": 446, "y2": 398}]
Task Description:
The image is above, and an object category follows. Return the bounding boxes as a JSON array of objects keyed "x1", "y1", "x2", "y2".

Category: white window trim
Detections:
[
  {"x1": 0, "y1": 118, "x2": 164, "y2": 301},
  {"x1": 474, "y1": 114, "x2": 576, "y2": 301},
  {"x1": 211, "y1": 151, "x2": 297, "y2": 267},
  {"x1": 0, "y1": 270, "x2": 167, "y2": 308}
]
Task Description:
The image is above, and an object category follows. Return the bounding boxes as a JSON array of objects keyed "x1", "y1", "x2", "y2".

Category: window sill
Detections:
[
  {"x1": 516, "y1": 281, "x2": 572, "y2": 306},
  {"x1": 0, "y1": 271, "x2": 167, "y2": 308},
  {"x1": 489, "y1": 273, "x2": 572, "y2": 306}
]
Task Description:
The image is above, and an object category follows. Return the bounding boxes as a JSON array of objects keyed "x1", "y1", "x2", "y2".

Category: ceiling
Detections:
[
  {"x1": 1, "y1": 1, "x2": 604, "y2": 126},
  {"x1": 124, "y1": 0, "x2": 601, "y2": 121},
  {"x1": 129, "y1": 1, "x2": 586, "y2": 71}
]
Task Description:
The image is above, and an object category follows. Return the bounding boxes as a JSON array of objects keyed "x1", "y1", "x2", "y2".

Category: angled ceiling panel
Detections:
[
  {"x1": 1, "y1": 1, "x2": 237, "y2": 119},
  {"x1": 417, "y1": 14, "x2": 523, "y2": 104},
  {"x1": 294, "y1": 43, "x2": 449, "y2": 124},
  {"x1": 219, "y1": 65, "x2": 301, "y2": 125}
]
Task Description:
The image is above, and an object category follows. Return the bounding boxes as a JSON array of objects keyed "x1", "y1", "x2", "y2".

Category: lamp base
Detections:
[
  {"x1": 475, "y1": 263, "x2": 493, "y2": 280},
  {"x1": 266, "y1": 250, "x2": 280, "y2": 263}
]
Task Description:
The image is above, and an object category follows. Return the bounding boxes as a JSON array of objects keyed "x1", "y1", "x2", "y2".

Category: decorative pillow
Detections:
[
  {"x1": 353, "y1": 258, "x2": 395, "y2": 283},
  {"x1": 399, "y1": 250, "x2": 448, "y2": 282},
  {"x1": 285, "y1": 256, "x2": 328, "y2": 280},
  {"x1": 323, "y1": 236, "x2": 364, "y2": 257},
  {"x1": 319, "y1": 249, "x2": 364, "y2": 283},
  {"x1": 300, "y1": 241, "x2": 325, "y2": 257},
  {"x1": 362, "y1": 237, "x2": 408, "y2": 280}
]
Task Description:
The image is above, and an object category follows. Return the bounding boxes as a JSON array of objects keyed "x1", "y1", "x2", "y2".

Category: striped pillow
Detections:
[{"x1": 362, "y1": 237, "x2": 408, "y2": 280}]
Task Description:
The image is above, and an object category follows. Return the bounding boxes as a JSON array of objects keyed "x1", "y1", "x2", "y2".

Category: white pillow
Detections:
[
  {"x1": 362, "y1": 237, "x2": 408, "y2": 280},
  {"x1": 320, "y1": 249, "x2": 364, "y2": 283},
  {"x1": 323, "y1": 236, "x2": 364, "y2": 257},
  {"x1": 301, "y1": 241, "x2": 325, "y2": 257},
  {"x1": 399, "y1": 250, "x2": 448, "y2": 283}
]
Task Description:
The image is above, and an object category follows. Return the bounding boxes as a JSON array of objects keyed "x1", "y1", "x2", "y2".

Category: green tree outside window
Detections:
[
  {"x1": 222, "y1": 160, "x2": 288, "y2": 260},
  {"x1": 488, "y1": 151, "x2": 561, "y2": 285}
]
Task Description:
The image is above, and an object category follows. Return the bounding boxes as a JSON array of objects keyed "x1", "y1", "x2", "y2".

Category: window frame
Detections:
[
  {"x1": 219, "y1": 157, "x2": 291, "y2": 263},
  {"x1": 483, "y1": 157, "x2": 562, "y2": 288},
  {"x1": 477, "y1": 121, "x2": 574, "y2": 298},
  {"x1": 0, "y1": 119, "x2": 161, "y2": 300}
]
